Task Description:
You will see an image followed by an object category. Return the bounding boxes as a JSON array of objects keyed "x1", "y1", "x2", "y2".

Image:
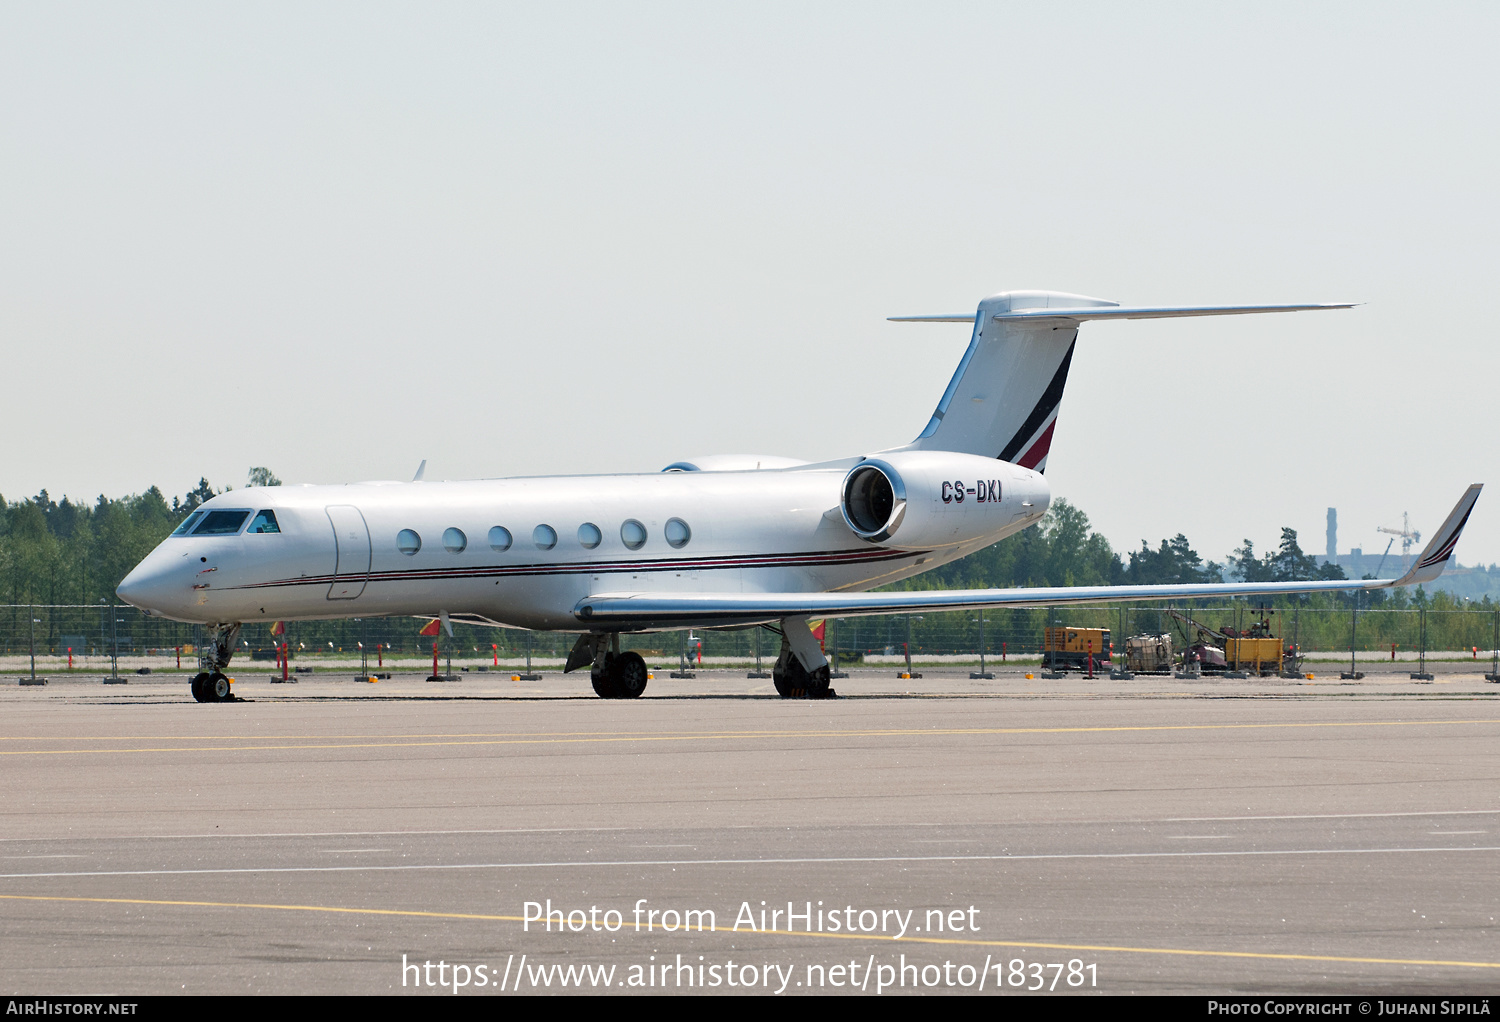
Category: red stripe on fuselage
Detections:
[{"x1": 226, "y1": 546, "x2": 927, "y2": 592}]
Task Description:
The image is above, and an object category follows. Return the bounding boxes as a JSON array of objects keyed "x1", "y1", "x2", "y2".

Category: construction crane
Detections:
[
  {"x1": 1377, "y1": 513, "x2": 1421, "y2": 573},
  {"x1": 1372, "y1": 537, "x2": 1396, "y2": 577},
  {"x1": 1166, "y1": 608, "x2": 1227, "y2": 643}
]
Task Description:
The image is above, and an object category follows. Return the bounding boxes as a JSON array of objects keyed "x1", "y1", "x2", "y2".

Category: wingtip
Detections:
[{"x1": 1390, "y1": 484, "x2": 1484, "y2": 586}]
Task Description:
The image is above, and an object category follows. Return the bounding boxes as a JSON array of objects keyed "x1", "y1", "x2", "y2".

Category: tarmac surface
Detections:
[{"x1": 2, "y1": 665, "x2": 1499, "y2": 996}]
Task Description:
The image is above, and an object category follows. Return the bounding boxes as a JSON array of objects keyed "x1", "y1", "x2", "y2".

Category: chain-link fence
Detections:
[
  {"x1": 827, "y1": 604, "x2": 1500, "y2": 662},
  {"x1": 3, "y1": 601, "x2": 1497, "y2": 667}
]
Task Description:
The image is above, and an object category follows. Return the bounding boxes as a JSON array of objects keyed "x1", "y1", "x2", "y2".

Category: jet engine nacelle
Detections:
[{"x1": 840, "y1": 450, "x2": 1050, "y2": 547}]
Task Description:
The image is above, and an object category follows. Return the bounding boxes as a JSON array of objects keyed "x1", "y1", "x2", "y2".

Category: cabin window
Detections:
[
  {"x1": 247, "y1": 510, "x2": 280, "y2": 534},
  {"x1": 171, "y1": 511, "x2": 206, "y2": 536},
  {"x1": 443, "y1": 527, "x2": 467, "y2": 553},
  {"x1": 191, "y1": 510, "x2": 251, "y2": 536},
  {"x1": 621, "y1": 519, "x2": 647, "y2": 550},
  {"x1": 533, "y1": 524, "x2": 558, "y2": 550},
  {"x1": 488, "y1": 526, "x2": 512, "y2": 551},
  {"x1": 578, "y1": 523, "x2": 602, "y2": 549},
  {"x1": 665, "y1": 518, "x2": 691, "y2": 548},
  {"x1": 397, "y1": 529, "x2": 422, "y2": 555}
]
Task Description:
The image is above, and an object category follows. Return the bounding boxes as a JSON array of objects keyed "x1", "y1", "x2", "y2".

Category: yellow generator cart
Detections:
[
  {"x1": 1224, "y1": 636, "x2": 1283, "y2": 676},
  {"x1": 1043, "y1": 627, "x2": 1112, "y2": 672}
]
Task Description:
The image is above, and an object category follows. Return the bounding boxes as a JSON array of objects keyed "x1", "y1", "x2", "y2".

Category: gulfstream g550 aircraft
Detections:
[{"x1": 117, "y1": 290, "x2": 1482, "y2": 702}]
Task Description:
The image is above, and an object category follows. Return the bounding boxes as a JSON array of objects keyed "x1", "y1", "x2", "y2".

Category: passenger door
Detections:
[{"x1": 326, "y1": 505, "x2": 371, "y2": 599}]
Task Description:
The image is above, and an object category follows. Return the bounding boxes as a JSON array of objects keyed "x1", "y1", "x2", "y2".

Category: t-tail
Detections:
[{"x1": 890, "y1": 291, "x2": 1356, "y2": 472}]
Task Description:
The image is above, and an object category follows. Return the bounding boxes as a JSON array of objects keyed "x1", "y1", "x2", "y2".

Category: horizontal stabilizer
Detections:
[
  {"x1": 890, "y1": 303, "x2": 1356, "y2": 324},
  {"x1": 992, "y1": 302, "x2": 1357, "y2": 322}
]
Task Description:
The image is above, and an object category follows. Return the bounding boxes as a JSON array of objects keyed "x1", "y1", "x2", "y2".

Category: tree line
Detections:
[{"x1": 891, "y1": 499, "x2": 1346, "y2": 590}]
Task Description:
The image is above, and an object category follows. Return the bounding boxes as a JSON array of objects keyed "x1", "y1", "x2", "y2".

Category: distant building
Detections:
[
  {"x1": 1311, "y1": 547, "x2": 1500, "y2": 600},
  {"x1": 1314, "y1": 547, "x2": 1387, "y2": 578},
  {"x1": 1257, "y1": 504, "x2": 1497, "y2": 598}
]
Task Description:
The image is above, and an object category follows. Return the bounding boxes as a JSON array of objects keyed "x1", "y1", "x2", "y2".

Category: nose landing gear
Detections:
[{"x1": 191, "y1": 623, "x2": 242, "y2": 703}]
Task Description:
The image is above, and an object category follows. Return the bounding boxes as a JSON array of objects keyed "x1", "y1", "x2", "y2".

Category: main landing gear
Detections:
[
  {"x1": 191, "y1": 622, "x2": 242, "y2": 703},
  {"x1": 772, "y1": 617, "x2": 834, "y2": 699},
  {"x1": 565, "y1": 622, "x2": 836, "y2": 700},
  {"x1": 592, "y1": 651, "x2": 649, "y2": 699},
  {"x1": 566, "y1": 633, "x2": 649, "y2": 699}
]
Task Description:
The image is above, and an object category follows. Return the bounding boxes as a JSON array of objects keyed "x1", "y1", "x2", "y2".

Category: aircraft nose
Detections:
[
  {"x1": 115, "y1": 565, "x2": 146, "y2": 606},
  {"x1": 116, "y1": 552, "x2": 178, "y2": 613}
]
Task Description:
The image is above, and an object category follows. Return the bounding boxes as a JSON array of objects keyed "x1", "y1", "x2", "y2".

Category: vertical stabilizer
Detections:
[{"x1": 899, "y1": 291, "x2": 1116, "y2": 472}]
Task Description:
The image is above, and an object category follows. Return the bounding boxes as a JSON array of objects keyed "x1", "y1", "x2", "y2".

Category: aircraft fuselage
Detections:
[{"x1": 119, "y1": 458, "x2": 1051, "y2": 632}]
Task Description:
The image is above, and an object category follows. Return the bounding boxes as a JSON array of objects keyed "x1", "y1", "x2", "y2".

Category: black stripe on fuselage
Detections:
[
  {"x1": 996, "y1": 339, "x2": 1076, "y2": 463},
  {"x1": 224, "y1": 546, "x2": 927, "y2": 591}
]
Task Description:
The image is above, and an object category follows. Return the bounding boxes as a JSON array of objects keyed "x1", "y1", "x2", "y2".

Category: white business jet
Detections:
[{"x1": 116, "y1": 290, "x2": 1482, "y2": 702}]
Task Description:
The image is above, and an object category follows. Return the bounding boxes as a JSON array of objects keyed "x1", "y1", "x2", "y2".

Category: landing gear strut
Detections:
[
  {"x1": 191, "y1": 623, "x2": 242, "y2": 703},
  {"x1": 567, "y1": 633, "x2": 649, "y2": 699}
]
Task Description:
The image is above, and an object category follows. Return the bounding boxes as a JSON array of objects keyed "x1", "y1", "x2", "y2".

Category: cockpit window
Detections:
[
  {"x1": 171, "y1": 511, "x2": 206, "y2": 537},
  {"x1": 247, "y1": 510, "x2": 281, "y2": 534},
  {"x1": 191, "y1": 510, "x2": 252, "y2": 536}
]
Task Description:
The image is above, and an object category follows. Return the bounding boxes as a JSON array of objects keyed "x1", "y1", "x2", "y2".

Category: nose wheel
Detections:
[
  {"x1": 190, "y1": 671, "x2": 236, "y2": 703},
  {"x1": 190, "y1": 622, "x2": 243, "y2": 703}
]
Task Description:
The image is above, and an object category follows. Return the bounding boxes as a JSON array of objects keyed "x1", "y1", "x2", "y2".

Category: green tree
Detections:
[
  {"x1": 177, "y1": 478, "x2": 216, "y2": 514},
  {"x1": 1234, "y1": 528, "x2": 1346, "y2": 583},
  {"x1": 889, "y1": 498, "x2": 1123, "y2": 591},
  {"x1": 1125, "y1": 534, "x2": 1222, "y2": 584}
]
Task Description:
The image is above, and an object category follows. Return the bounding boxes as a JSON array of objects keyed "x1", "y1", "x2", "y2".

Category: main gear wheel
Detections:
[
  {"x1": 591, "y1": 651, "x2": 649, "y2": 699},
  {"x1": 773, "y1": 657, "x2": 831, "y2": 699}
]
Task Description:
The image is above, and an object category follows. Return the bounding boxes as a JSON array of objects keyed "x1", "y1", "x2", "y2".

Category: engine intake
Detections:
[{"x1": 842, "y1": 460, "x2": 907, "y2": 542}]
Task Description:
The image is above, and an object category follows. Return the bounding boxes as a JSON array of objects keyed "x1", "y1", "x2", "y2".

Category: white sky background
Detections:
[{"x1": 2, "y1": 2, "x2": 1496, "y2": 567}]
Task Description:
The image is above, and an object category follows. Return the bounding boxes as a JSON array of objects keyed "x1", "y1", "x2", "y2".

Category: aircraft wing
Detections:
[{"x1": 576, "y1": 486, "x2": 1482, "y2": 629}]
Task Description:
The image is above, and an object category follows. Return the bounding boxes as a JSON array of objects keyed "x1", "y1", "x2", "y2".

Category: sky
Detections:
[{"x1": 2, "y1": 2, "x2": 1496, "y2": 567}]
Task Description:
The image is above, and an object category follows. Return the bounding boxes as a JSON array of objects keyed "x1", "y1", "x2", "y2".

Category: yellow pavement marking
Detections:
[
  {"x1": 0, "y1": 717, "x2": 1498, "y2": 757},
  {"x1": 0, "y1": 892, "x2": 520, "y2": 922},
  {"x1": 1, "y1": 893, "x2": 1496, "y2": 971}
]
